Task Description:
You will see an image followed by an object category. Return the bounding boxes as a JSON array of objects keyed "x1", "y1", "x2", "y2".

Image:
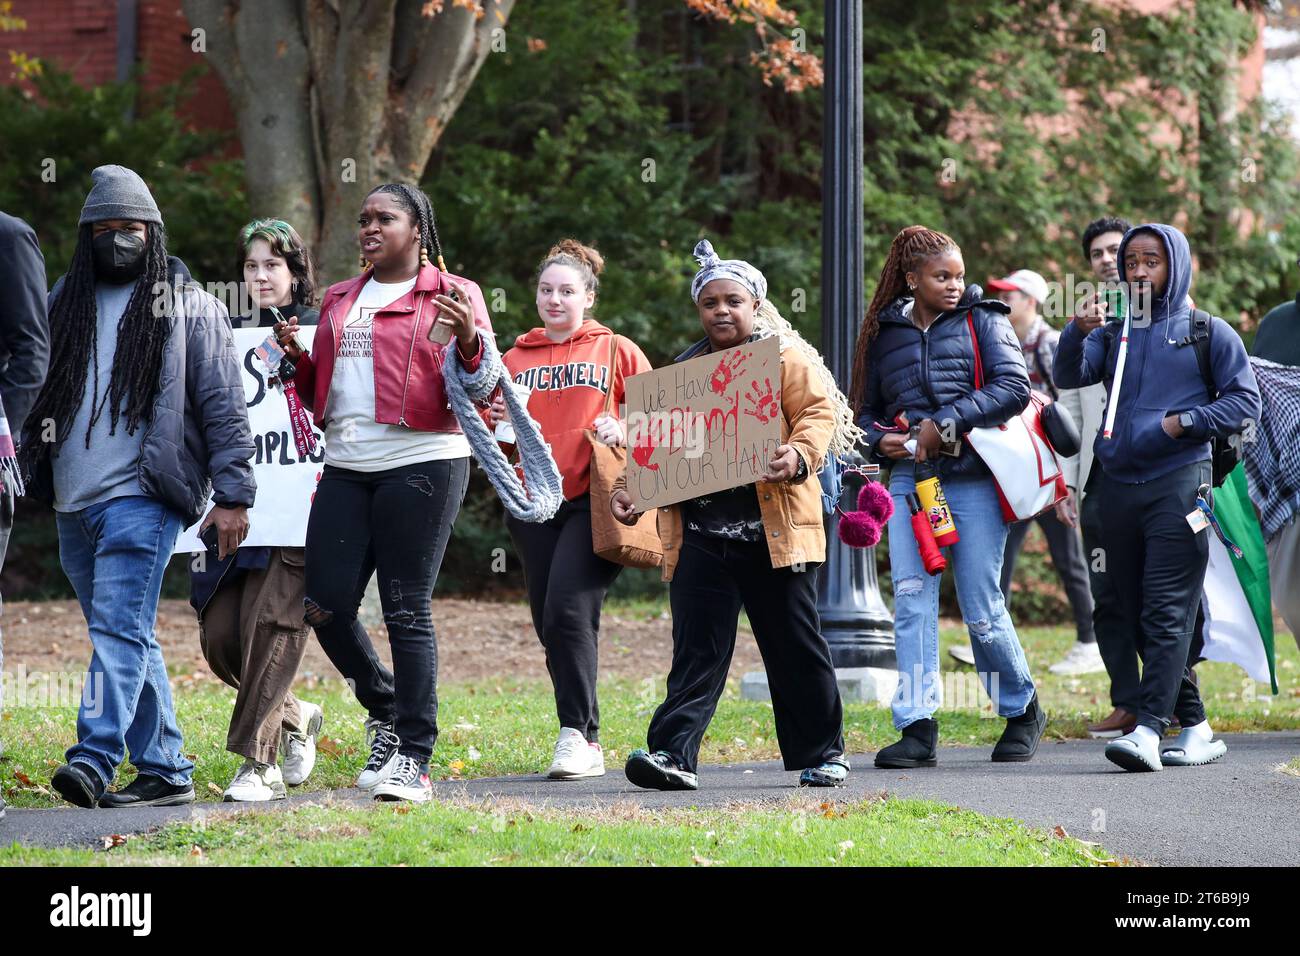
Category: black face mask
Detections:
[{"x1": 91, "y1": 229, "x2": 148, "y2": 284}]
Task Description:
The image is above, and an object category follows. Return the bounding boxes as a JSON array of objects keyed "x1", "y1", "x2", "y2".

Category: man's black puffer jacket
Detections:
[{"x1": 855, "y1": 284, "x2": 1031, "y2": 479}]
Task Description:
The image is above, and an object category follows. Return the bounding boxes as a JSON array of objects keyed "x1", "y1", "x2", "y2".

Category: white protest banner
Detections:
[
  {"x1": 623, "y1": 335, "x2": 781, "y2": 511},
  {"x1": 174, "y1": 327, "x2": 325, "y2": 553}
]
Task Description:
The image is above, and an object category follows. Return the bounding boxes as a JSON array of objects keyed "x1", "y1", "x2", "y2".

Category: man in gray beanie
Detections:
[{"x1": 19, "y1": 164, "x2": 256, "y2": 809}]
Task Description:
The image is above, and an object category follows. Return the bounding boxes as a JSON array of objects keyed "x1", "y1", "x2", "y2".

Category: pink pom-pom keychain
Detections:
[{"x1": 837, "y1": 479, "x2": 895, "y2": 549}]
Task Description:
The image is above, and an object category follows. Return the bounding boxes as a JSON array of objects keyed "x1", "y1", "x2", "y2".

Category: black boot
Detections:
[
  {"x1": 99, "y1": 774, "x2": 195, "y2": 808},
  {"x1": 992, "y1": 693, "x2": 1047, "y2": 762},
  {"x1": 874, "y1": 718, "x2": 938, "y2": 769},
  {"x1": 51, "y1": 762, "x2": 106, "y2": 808}
]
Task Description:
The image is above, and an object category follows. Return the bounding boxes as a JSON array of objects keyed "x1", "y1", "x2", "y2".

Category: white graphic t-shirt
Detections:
[{"x1": 324, "y1": 275, "x2": 470, "y2": 471}]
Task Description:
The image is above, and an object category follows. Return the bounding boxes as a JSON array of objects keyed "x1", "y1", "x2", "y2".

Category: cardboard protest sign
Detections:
[
  {"x1": 174, "y1": 327, "x2": 325, "y2": 553},
  {"x1": 624, "y1": 335, "x2": 781, "y2": 511}
]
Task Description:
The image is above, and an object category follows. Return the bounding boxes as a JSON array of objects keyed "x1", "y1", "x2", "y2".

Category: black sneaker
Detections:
[
  {"x1": 372, "y1": 754, "x2": 432, "y2": 803},
  {"x1": 874, "y1": 718, "x2": 938, "y2": 769},
  {"x1": 51, "y1": 762, "x2": 107, "y2": 808},
  {"x1": 99, "y1": 774, "x2": 195, "y2": 808},
  {"x1": 357, "y1": 718, "x2": 401, "y2": 790},
  {"x1": 624, "y1": 749, "x2": 698, "y2": 791},
  {"x1": 799, "y1": 756, "x2": 850, "y2": 787},
  {"x1": 991, "y1": 693, "x2": 1047, "y2": 763}
]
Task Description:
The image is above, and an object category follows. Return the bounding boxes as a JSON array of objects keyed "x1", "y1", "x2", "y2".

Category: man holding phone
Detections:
[{"x1": 1069, "y1": 217, "x2": 1148, "y2": 736}]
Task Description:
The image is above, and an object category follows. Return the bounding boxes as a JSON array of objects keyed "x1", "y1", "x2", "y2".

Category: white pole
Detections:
[{"x1": 1102, "y1": 313, "x2": 1131, "y2": 440}]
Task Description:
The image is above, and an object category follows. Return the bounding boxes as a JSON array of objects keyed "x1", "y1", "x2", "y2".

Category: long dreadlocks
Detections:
[
  {"x1": 848, "y1": 225, "x2": 960, "y2": 410},
  {"x1": 19, "y1": 222, "x2": 172, "y2": 477},
  {"x1": 365, "y1": 182, "x2": 446, "y2": 271}
]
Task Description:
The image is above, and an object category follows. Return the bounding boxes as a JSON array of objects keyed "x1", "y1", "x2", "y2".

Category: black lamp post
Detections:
[{"x1": 817, "y1": 0, "x2": 895, "y2": 668}]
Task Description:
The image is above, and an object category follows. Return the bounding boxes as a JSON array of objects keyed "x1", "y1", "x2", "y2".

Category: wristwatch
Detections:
[
  {"x1": 792, "y1": 454, "x2": 809, "y2": 483},
  {"x1": 1178, "y1": 412, "x2": 1195, "y2": 432}
]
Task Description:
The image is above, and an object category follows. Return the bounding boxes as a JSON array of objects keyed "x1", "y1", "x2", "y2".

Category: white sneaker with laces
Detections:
[
  {"x1": 372, "y1": 754, "x2": 431, "y2": 803},
  {"x1": 547, "y1": 727, "x2": 605, "y2": 779},
  {"x1": 357, "y1": 718, "x2": 400, "y2": 790},
  {"x1": 282, "y1": 700, "x2": 324, "y2": 787},
  {"x1": 223, "y1": 759, "x2": 287, "y2": 802},
  {"x1": 1048, "y1": 641, "x2": 1106, "y2": 676}
]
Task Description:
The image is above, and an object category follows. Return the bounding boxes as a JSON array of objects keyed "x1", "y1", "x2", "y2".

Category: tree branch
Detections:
[{"x1": 384, "y1": 0, "x2": 516, "y2": 179}]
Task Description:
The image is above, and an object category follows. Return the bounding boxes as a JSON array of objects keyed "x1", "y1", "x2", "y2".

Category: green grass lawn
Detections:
[{"x1": 0, "y1": 796, "x2": 1114, "y2": 867}]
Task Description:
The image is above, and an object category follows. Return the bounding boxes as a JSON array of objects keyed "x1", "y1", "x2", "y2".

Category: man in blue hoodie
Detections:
[{"x1": 1054, "y1": 223, "x2": 1260, "y2": 773}]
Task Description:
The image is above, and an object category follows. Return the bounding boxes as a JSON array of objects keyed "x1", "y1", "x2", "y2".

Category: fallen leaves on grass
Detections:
[{"x1": 315, "y1": 736, "x2": 345, "y2": 758}]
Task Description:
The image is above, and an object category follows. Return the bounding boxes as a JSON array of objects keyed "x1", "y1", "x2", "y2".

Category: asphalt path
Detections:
[{"x1": 4, "y1": 732, "x2": 1297, "y2": 865}]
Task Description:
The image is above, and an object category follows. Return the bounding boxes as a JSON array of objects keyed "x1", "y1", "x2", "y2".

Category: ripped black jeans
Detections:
[{"x1": 303, "y1": 459, "x2": 469, "y2": 762}]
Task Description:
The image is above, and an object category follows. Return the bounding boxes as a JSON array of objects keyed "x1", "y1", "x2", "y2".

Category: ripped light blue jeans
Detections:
[{"x1": 886, "y1": 463, "x2": 1036, "y2": 730}]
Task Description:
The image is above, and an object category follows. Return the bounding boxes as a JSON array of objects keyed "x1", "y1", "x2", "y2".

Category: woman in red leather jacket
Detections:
[{"x1": 276, "y1": 182, "x2": 492, "y2": 803}]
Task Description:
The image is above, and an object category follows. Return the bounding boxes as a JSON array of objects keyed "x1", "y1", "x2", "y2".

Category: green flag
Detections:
[{"x1": 1201, "y1": 464, "x2": 1277, "y2": 694}]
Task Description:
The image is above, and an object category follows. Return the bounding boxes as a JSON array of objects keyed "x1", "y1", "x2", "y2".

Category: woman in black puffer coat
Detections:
[{"x1": 850, "y1": 225, "x2": 1045, "y2": 769}]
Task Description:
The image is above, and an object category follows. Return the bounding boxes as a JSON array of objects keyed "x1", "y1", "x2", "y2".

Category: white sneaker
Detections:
[
  {"x1": 547, "y1": 727, "x2": 605, "y2": 779},
  {"x1": 223, "y1": 759, "x2": 287, "y2": 802},
  {"x1": 948, "y1": 643, "x2": 975, "y2": 666},
  {"x1": 282, "y1": 701, "x2": 324, "y2": 787},
  {"x1": 1049, "y1": 641, "x2": 1106, "y2": 676},
  {"x1": 356, "y1": 718, "x2": 400, "y2": 790},
  {"x1": 372, "y1": 754, "x2": 432, "y2": 803}
]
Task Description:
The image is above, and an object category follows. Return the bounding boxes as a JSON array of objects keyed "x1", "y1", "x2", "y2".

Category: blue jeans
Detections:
[
  {"x1": 886, "y1": 464, "x2": 1036, "y2": 729},
  {"x1": 56, "y1": 496, "x2": 192, "y2": 787}
]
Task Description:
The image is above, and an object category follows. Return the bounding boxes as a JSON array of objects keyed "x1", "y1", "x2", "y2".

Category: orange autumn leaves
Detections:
[{"x1": 685, "y1": 0, "x2": 823, "y2": 92}]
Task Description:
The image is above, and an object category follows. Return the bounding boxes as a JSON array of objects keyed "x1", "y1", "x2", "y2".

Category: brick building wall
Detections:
[{"x1": 3, "y1": 0, "x2": 237, "y2": 142}]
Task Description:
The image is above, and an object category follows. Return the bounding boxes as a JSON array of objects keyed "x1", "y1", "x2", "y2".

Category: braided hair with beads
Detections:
[
  {"x1": 362, "y1": 182, "x2": 447, "y2": 273},
  {"x1": 19, "y1": 222, "x2": 174, "y2": 478},
  {"x1": 849, "y1": 225, "x2": 961, "y2": 410}
]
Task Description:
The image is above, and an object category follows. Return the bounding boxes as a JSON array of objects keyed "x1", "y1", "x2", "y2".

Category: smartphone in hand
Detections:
[{"x1": 199, "y1": 523, "x2": 220, "y2": 556}]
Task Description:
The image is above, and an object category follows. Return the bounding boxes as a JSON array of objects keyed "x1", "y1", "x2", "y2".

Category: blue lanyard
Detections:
[{"x1": 1196, "y1": 487, "x2": 1242, "y2": 559}]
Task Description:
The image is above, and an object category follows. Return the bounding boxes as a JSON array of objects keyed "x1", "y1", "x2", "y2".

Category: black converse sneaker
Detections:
[
  {"x1": 372, "y1": 754, "x2": 432, "y2": 803},
  {"x1": 357, "y1": 718, "x2": 400, "y2": 790}
]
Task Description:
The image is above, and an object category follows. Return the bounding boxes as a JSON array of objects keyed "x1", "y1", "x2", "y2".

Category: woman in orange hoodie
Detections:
[{"x1": 488, "y1": 240, "x2": 652, "y2": 780}]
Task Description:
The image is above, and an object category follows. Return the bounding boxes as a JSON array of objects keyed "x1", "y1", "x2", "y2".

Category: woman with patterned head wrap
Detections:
[{"x1": 611, "y1": 239, "x2": 856, "y2": 790}]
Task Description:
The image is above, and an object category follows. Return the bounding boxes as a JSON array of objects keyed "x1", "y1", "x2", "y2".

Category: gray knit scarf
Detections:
[{"x1": 442, "y1": 332, "x2": 563, "y2": 522}]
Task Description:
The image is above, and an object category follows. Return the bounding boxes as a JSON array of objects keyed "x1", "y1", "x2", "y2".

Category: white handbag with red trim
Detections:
[{"x1": 961, "y1": 313, "x2": 1067, "y2": 523}]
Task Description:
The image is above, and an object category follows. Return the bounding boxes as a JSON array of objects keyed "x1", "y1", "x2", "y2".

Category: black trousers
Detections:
[
  {"x1": 507, "y1": 496, "x2": 622, "y2": 743},
  {"x1": 1001, "y1": 507, "x2": 1095, "y2": 643},
  {"x1": 648, "y1": 531, "x2": 845, "y2": 773},
  {"x1": 1080, "y1": 465, "x2": 1141, "y2": 712},
  {"x1": 1100, "y1": 460, "x2": 1210, "y2": 734},
  {"x1": 304, "y1": 458, "x2": 469, "y2": 762}
]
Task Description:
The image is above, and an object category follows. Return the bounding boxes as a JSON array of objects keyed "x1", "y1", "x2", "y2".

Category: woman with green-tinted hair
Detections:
[{"x1": 188, "y1": 217, "x2": 324, "y2": 802}]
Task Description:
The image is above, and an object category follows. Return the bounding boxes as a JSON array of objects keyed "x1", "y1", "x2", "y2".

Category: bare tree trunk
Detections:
[
  {"x1": 182, "y1": 0, "x2": 515, "y2": 284},
  {"x1": 183, "y1": 0, "x2": 318, "y2": 242}
]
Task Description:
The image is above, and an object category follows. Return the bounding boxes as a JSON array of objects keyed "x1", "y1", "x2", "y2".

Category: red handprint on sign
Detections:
[
  {"x1": 632, "y1": 432, "x2": 659, "y2": 471},
  {"x1": 743, "y1": 378, "x2": 780, "y2": 424},
  {"x1": 709, "y1": 351, "x2": 748, "y2": 396}
]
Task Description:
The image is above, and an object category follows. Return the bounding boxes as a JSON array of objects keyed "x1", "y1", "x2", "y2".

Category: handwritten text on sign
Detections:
[
  {"x1": 174, "y1": 327, "x2": 325, "y2": 553},
  {"x1": 623, "y1": 335, "x2": 781, "y2": 511}
]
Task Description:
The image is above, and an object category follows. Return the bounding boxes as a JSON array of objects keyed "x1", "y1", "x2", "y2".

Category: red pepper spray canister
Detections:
[
  {"x1": 907, "y1": 492, "x2": 946, "y2": 575},
  {"x1": 914, "y1": 460, "x2": 959, "y2": 547}
]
